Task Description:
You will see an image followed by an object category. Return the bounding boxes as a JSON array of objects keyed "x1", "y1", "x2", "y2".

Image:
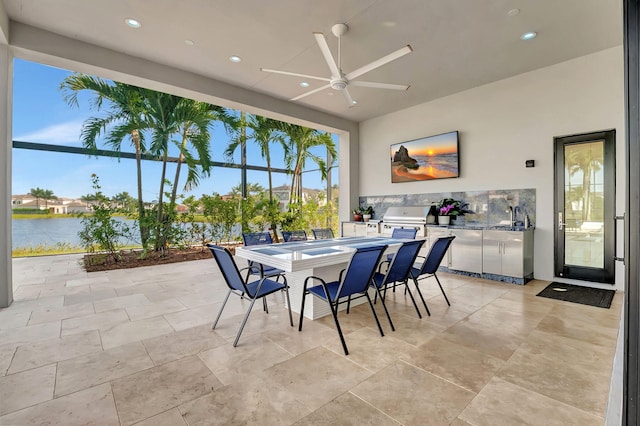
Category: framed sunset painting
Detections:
[{"x1": 390, "y1": 131, "x2": 459, "y2": 183}]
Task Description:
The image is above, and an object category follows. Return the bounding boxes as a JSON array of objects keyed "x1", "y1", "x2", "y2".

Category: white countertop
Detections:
[{"x1": 235, "y1": 236, "x2": 412, "y2": 272}]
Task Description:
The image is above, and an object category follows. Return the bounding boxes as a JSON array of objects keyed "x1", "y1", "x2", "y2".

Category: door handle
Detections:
[
  {"x1": 614, "y1": 214, "x2": 625, "y2": 264},
  {"x1": 558, "y1": 212, "x2": 567, "y2": 231}
]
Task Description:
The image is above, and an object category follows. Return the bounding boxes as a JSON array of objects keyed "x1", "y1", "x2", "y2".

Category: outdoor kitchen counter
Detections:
[{"x1": 425, "y1": 224, "x2": 535, "y2": 231}]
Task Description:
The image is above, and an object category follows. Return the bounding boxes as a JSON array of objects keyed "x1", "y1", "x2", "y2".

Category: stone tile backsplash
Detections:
[{"x1": 359, "y1": 188, "x2": 536, "y2": 227}]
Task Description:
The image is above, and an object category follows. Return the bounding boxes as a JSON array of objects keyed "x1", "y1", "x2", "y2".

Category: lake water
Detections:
[{"x1": 12, "y1": 217, "x2": 137, "y2": 249}]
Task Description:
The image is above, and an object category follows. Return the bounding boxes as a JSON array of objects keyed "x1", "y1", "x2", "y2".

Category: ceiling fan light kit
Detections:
[{"x1": 261, "y1": 23, "x2": 412, "y2": 107}]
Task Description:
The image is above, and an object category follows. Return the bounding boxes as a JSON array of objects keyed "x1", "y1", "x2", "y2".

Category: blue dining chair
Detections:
[
  {"x1": 282, "y1": 230, "x2": 308, "y2": 242},
  {"x1": 207, "y1": 244, "x2": 293, "y2": 347},
  {"x1": 391, "y1": 227, "x2": 418, "y2": 239},
  {"x1": 241, "y1": 232, "x2": 285, "y2": 281},
  {"x1": 370, "y1": 239, "x2": 425, "y2": 319},
  {"x1": 299, "y1": 245, "x2": 388, "y2": 355},
  {"x1": 410, "y1": 236, "x2": 456, "y2": 315},
  {"x1": 311, "y1": 228, "x2": 334, "y2": 240},
  {"x1": 386, "y1": 227, "x2": 419, "y2": 263}
]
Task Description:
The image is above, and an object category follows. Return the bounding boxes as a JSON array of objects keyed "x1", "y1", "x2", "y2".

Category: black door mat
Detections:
[{"x1": 536, "y1": 282, "x2": 615, "y2": 309}]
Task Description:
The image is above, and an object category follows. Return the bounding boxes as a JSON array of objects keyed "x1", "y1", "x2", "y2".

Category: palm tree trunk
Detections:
[
  {"x1": 583, "y1": 166, "x2": 592, "y2": 221},
  {"x1": 170, "y1": 132, "x2": 188, "y2": 208},
  {"x1": 155, "y1": 150, "x2": 169, "y2": 251},
  {"x1": 132, "y1": 130, "x2": 148, "y2": 249}
]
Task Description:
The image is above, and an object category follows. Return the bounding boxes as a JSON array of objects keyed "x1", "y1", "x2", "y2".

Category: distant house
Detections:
[
  {"x1": 11, "y1": 194, "x2": 93, "y2": 214},
  {"x1": 271, "y1": 185, "x2": 326, "y2": 211}
]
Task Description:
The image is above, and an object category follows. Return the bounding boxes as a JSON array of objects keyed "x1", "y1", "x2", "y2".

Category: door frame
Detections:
[{"x1": 553, "y1": 129, "x2": 616, "y2": 284}]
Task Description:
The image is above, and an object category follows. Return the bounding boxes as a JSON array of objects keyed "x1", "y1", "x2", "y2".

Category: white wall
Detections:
[{"x1": 359, "y1": 46, "x2": 625, "y2": 289}]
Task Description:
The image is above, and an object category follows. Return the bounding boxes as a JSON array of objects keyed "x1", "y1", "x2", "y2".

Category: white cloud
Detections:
[{"x1": 15, "y1": 120, "x2": 84, "y2": 145}]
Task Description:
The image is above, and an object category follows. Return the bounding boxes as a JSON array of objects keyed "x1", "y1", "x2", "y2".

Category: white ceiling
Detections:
[{"x1": 2, "y1": 0, "x2": 623, "y2": 122}]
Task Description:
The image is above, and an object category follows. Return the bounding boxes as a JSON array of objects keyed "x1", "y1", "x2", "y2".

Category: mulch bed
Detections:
[{"x1": 82, "y1": 244, "x2": 240, "y2": 272}]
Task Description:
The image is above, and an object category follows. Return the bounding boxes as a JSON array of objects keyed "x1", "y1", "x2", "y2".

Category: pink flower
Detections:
[{"x1": 440, "y1": 205, "x2": 454, "y2": 215}]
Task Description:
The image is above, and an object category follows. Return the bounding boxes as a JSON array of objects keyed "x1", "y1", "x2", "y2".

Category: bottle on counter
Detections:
[{"x1": 524, "y1": 215, "x2": 530, "y2": 228}]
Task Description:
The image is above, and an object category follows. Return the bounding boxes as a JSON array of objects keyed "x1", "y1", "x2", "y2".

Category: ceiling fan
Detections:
[{"x1": 261, "y1": 23, "x2": 413, "y2": 107}]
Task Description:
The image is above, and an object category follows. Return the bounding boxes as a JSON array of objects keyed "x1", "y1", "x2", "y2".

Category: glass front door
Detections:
[{"x1": 554, "y1": 130, "x2": 615, "y2": 284}]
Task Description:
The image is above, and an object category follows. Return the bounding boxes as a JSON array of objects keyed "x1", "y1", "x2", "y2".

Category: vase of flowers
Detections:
[{"x1": 438, "y1": 198, "x2": 473, "y2": 226}]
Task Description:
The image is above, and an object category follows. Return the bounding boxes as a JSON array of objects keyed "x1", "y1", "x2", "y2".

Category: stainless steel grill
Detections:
[{"x1": 381, "y1": 206, "x2": 429, "y2": 237}]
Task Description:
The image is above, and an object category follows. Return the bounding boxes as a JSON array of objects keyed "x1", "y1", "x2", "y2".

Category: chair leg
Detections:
[
  {"x1": 412, "y1": 277, "x2": 431, "y2": 316},
  {"x1": 263, "y1": 297, "x2": 269, "y2": 313},
  {"x1": 364, "y1": 292, "x2": 385, "y2": 337},
  {"x1": 373, "y1": 285, "x2": 395, "y2": 332},
  {"x1": 403, "y1": 280, "x2": 423, "y2": 319},
  {"x1": 212, "y1": 289, "x2": 232, "y2": 330},
  {"x1": 329, "y1": 303, "x2": 349, "y2": 356},
  {"x1": 346, "y1": 295, "x2": 351, "y2": 313},
  {"x1": 434, "y1": 274, "x2": 451, "y2": 306},
  {"x1": 283, "y1": 287, "x2": 294, "y2": 327},
  {"x1": 298, "y1": 289, "x2": 307, "y2": 331},
  {"x1": 233, "y1": 296, "x2": 258, "y2": 347}
]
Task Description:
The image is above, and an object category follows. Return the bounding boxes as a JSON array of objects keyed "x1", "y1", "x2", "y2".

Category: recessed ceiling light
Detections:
[
  {"x1": 507, "y1": 8, "x2": 520, "y2": 17},
  {"x1": 521, "y1": 31, "x2": 537, "y2": 41},
  {"x1": 229, "y1": 55, "x2": 242, "y2": 63},
  {"x1": 382, "y1": 21, "x2": 397, "y2": 28},
  {"x1": 351, "y1": 100, "x2": 358, "y2": 105},
  {"x1": 125, "y1": 18, "x2": 141, "y2": 28},
  {"x1": 300, "y1": 82, "x2": 310, "y2": 88},
  {"x1": 184, "y1": 39, "x2": 194, "y2": 46},
  {"x1": 327, "y1": 92, "x2": 334, "y2": 96}
]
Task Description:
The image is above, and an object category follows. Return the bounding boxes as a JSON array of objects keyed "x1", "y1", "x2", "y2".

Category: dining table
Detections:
[{"x1": 234, "y1": 236, "x2": 416, "y2": 319}]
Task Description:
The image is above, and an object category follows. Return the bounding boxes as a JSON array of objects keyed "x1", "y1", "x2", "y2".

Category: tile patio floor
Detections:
[{"x1": 0, "y1": 253, "x2": 622, "y2": 425}]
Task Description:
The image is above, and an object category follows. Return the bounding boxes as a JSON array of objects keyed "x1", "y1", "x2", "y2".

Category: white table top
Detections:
[{"x1": 235, "y1": 236, "x2": 415, "y2": 272}]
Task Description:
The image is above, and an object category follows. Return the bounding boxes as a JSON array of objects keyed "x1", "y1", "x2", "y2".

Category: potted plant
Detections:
[
  {"x1": 437, "y1": 198, "x2": 473, "y2": 225},
  {"x1": 362, "y1": 205, "x2": 374, "y2": 222},
  {"x1": 352, "y1": 208, "x2": 363, "y2": 222}
]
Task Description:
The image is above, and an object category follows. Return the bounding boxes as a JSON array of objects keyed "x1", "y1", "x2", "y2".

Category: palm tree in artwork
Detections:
[
  {"x1": 274, "y1": 122, "x2": 337, "y2": 203},
  {"x1": 60, "y1": 74, "x2": 151, "y2": 248}
]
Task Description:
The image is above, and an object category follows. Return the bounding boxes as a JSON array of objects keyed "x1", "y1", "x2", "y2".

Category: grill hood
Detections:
[{"x1": 382, "y1": 206, "x2": 429, "y2": 224}]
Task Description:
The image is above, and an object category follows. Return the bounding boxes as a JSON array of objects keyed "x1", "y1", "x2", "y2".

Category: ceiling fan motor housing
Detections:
[{"x1": 330, "y1": 79, "x2": 348, "y2": 90}]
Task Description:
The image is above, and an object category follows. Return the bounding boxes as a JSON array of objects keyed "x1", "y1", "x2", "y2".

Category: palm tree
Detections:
[
  {"x1": 112, "y1": 192, "x2": 133, "y2": 210},
  {"x1": 60, "y1": 74, "x2": 151, "y2": 247},
  {"x1": 169, "y1": 102, "x2": 235, "y2": 207},
  {"x1": 142, "y1": 93, "x2": 235, "y2": 250},
  {"x1": 566, "y1": 143, "x2": 604, "y2": 221},
  {"x1": 29, "y1": 187, "x2": 51, "y2": 210},
  {"x1": 225, "y1": 114, "x2": 286, "y2": 203},
  {"x1": 225, "y1": 114, "x2": 286, "y2": 240},
  {"x1": 41, "y1": 189, "x2": 57, "y2": 210},
  {"x1": 275, "y1": 122, "x2": 337, "y2": 202}
]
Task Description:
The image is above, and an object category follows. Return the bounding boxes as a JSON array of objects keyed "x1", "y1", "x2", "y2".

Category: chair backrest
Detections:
[
  {"x1": 207, "y1": 244, "x2": 248, "y2": 293},
  {"x1": 418, "y1": 236, "x2": 456, "y2": 275},
  {"x1": 312, "y1": 228, "x2": 334, "y2": 240},
  {"x1": 337, "y1": 245, "x2": 387, "y2": 297},
  {"x1": 391, "y1": 227, "x2": 418, "y2": 239},
  {"x1": 384, "y1": 239, "x2": 425, "y2": 283},
  {"x1": 242, "y1": 231, "x2": 273, "y2": 246},
  {"x1": 282, "y1": 230, "x2": 308, "y2": 242}
]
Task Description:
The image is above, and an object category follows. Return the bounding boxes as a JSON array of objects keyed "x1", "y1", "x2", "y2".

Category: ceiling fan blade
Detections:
[
  {"x1": 313, "y1": 32, "x2": 341, "y2": 79},
  {"x1": 291, "y1": 83, "x2": 331, "y2": 101},
  {"x1": 345, "y1": 45, "x2": 413, "y2": 81},
  {"x1": 350, "y1": 80, "x2": 410, "y2": 91},
  {"x1": 341, "y1": 88, "x2": 357, "y2": 108},
  {"x1": 260, "y1": 68, "x2": 330, "y2": 82}
]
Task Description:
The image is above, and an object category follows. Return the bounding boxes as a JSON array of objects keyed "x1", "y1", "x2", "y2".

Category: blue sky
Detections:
[{"x1": 12, "y1": 59, "x2": 338, "y2": 201}]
